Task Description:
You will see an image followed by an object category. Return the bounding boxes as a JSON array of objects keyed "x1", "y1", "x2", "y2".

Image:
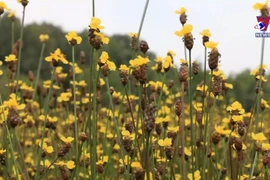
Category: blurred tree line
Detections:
[{"x1": 0, "y1": 14, "x2": 269, "y2": 111}]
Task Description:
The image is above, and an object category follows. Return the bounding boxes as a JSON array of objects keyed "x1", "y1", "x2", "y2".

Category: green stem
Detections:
[
  {"x1": 92, "y1": 0, "x2": 95, "y2": 17},
  {"x1": 124, "y1": 86, "x2": 142, "y2": 157},
  {"x1": 11, "y1": 21, "x2": 15, "y2": 52},
  {"x1": 215, "y1": 144, "x2": 218, "y2": 179},
  {"x1": 105, "y1": 77, "x2": 127, "y2": 176},
  {"x1": 90, "y1": 49, "x2": 98, "y2": 179},
  {"x1": 180, "y1": 82, "x2": 186, "y2": 180},
  {"x1": 188, "y1": 50, "x2": 194, "y2": 177},
  {"x1": 15, "y1": 6, "x2": 26, "y2": 96},
  {"x1": 136, "y1": 0, "x2": 150, "y2": 42},
  {"x1": 71, "y1": 46, "x2": 79, "y2": 179},
  {"x1": 35, "y1": 67, "x2": 55, "y2": 180},
  {"x1": 249, "y1": 34, "x2": 265, "y2": 180},
  {"x1": 33, "y1": 43, "x2": 46, "y2": 100}
]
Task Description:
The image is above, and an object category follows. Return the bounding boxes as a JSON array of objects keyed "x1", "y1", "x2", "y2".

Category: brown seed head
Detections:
[
  {"x1": 120, "y1": 70, "x2": 129, "y2": 86},
  {"x1": 140, "y1": 40, "x2": 149, "y2": 54},
  {"x1": 79, "y1": 132, "x2": 88, "y2": 142},
  {"x1": 80, "y1": 51, "x2": 86, "y2": 64},
  {"x1": 20, "y1": 0, "x2": 29, "y2": 7},
  {"x1": 202, "y1": 36, "x2": 210, "y2": 46},
  {"x1": 208, "y1": 48, "x2": 220, "y2": 70},
  {"x1": 165, "y1": 146, "x2": 173, "y2": 160},
  {"x1": 184, "y1": 33, "x2": 194, "y2": 50},
  {"x1": 211, "y1": 131, "x2": 221, "y2": 145},
  {"x1": 233, "y1": 138, "x2": 243, "y2": 152},
  {"x1": 180, "y1": 13, "x2": 187, "y2": 25},
  {"x1": 179, "y1": 64, "x2": 188, "y2": 83},
  {"x1": 192, "y1": 61, "x2": 199, "y2": 75},
  {"x1": 0, "y1": 8, "x2": 4, "y2": 15},
  {"x1": 28, "y1": 70, "x2": 34, "y2": 81},
  {"x1": 175, "y1": 99, "x2": 183, "y2": 116}
]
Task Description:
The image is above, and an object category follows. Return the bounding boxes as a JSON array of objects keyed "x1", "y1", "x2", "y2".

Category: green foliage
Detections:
[{"x1": 0, "y1": 14, "x2": 269, "y2": 109}]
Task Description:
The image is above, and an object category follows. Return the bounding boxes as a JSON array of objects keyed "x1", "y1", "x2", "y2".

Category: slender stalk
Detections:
[
  {"x1": 92, "y1": 0, "x2": 95, "y2": 17},
  {"x1": 136, "y1": 0, "x2": 151, "y2": 42},
  {"x1": 35, "y1": 67, "x2": 55, "y2": 180},
  {"x1": 180, "y1": 82, "x2": 186, "y2": 180},
  {"x1": 90, "y1": 49, "x2": 98, "y2": 179},
  {"x1": 15, "y1": 6, "x2": 26, "y2": 96},
  {"x1": 105, "y1": 77, "x2": 128, "y2": 176},
  {"x1": 11, "y1": 21, "x2": 15, "y2": 52},
  {"x1": 202, "y1": 70, "x2": 213, "y2": 178},
  {"x1": 215, "y1": 144, "x2": 219, "y2": 179},
  {"x1": 188, "y1": 50, "x2": 194, "y2": 178},
  {"x1": 33, "y1": 43, "x2": 46, "y2": 100},
  {"x1": 71, "y1": 46, "x2": 79, "y2": 179},
  {"x1": 249, "y1": 34, "x2": 265, "y2": 180},
  {"x1": 124, "y1": 86, "x2": 142, "y2": 157}
]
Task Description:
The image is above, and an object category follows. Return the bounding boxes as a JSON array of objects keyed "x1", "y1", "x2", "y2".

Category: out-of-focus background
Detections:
[{"x1": 0, "y1": 0, "x2": 269, "y2": 109}]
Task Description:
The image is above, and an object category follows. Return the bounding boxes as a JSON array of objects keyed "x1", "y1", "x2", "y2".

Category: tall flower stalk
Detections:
[
  {"x1": 15, "y1": 3, "x2": 28, "y2": 95},
  {"x1": 33, "y1": 34, "x2": 49, "y2": 100},
  {"x1": 65, "y1": 31, "x2": 82, "y2": 179}
]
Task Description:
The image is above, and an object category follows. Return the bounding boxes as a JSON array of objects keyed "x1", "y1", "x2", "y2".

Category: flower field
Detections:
[{"x1": 0, "y1": 0, "x2": 270, "y2": 180}]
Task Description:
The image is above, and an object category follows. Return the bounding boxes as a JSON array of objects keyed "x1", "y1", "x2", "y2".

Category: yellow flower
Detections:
[
  {"x1": 121, "y1": 130, "x2": 135, "y2": 140},
  {"x1": 57, "y1": 92, "x2": 72, "y2": 102},
  {"x1": 129, "y1": 56, "x2": 150, "y2": 67},
  {"x1": 69, "y1": 63, "x2": 83, "y2": 74},
  {"x1": 41, "y1": 142, "x2": 54, "y2": 154},
  {"x1": 99, "y1": 51, "x2": 109, "y2": 64},
  {"x1": 175, "y1": 24, "x2": 193, "y2": 37},
  {"x1": 90, "y1": 17, "x2": 104, "y2": 30},
  {"x1": 94, "y1": 31, "x2": 110, "y2": 44},
  {"x1": 256, "y1": 75, "x2": 267, "y2": 82},
  {"x1": 131, "y1": 162, "x2": 142, "y2": 168},
  {"x1": 55, "y1": 161, "x2": 65, "y2": 167},
  {"x1": 253, "y1": 0, "x2": 269, "y2": 10},
  {"x1": 129, "y1": 32, "x2": 138, "y2": 38},
  {"x1": 162, "y1": 55, "x2": 172, "y2": 70},
  {"x1": 0, "y1": 149, "x2": 6, "y2": 155},
  {"x1": 180, "y1": 58, "x2": 188, "y2": 65},
  {"x1": 167, "y1": 50, "x2": 176, "y2": 57},
  {"x1": 252, "y1": 132, "x2": 267, "y2": 141},
  {"x1": 8, "y1": 11, "x2": 15, "y2": 18},
  {"x1": 196, "y1": 85, "x2": 208, "y2": 92},
  {"x1": 61, "y1": 136, "x2": 74, "y2": 144},
  {"x1": 188, "y1": 170, "x2": 201, "y2": 180},
  {"x1": 158, "y1": 138, "x2": 172, "y2": 147},
  {"x1": 225, "y1": 83, "x2": 233, "y2": 89},
  {"x1": 119, "y1": 64, "x2": 129, "y2": 71},
  {"x1": 227, "y1": 101, "x2": 245, "y2": 114},
  {"x1": 5, "y1": 54, "x2": 17, "y2": 62},
  {"x1": 200, "y1": 29, "x2": 211, "y2": 37},
  {"x1": 39, "y1": 34, "x2": 49, "y2": 43},
  {"x1": 262, "y1": 143, "x2": 270, "y2": 150},
  {"x1": 107, "y1": 61, "x2": 116, "y2": 71},
  {"x1": 1, "y1": 93, "x2": 25, "y2": 110},
  {"x1": 66, "y1": 160, "x2": 75, "y2": 169},
  {"x1": 45, "y1": 48, "x2": 68, "y2": 64},
  {"x1": 40, "y1": 159, "x2": 54, "y2": 169},
  {"x1": 175, "y1": 7, "x2": 187, "y2": 14},
  {"x1": 205, "y1": 41, "x2": 219, "y2": 49},
  {"x1": 184, "y1": 147, "x2": 192, "y2": 156},
  {"x1": 65, "y1": 31, "x2": 82, "y2": 45},
  {"x1": 167, "y1": 126, "x2": 179, "y2": 133},
  {"x1": 215, "y1": 125, "x2": 231, "y2": 136},
  {"x1": 231, "y1": 115, "x2": 243, "y2": 122},
  {"x1": 0, "y1": 2, "x2": 10, "y2": 11},
  {"x1": 261, "y1": 98, "x2": 270, "y2": 109}
]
